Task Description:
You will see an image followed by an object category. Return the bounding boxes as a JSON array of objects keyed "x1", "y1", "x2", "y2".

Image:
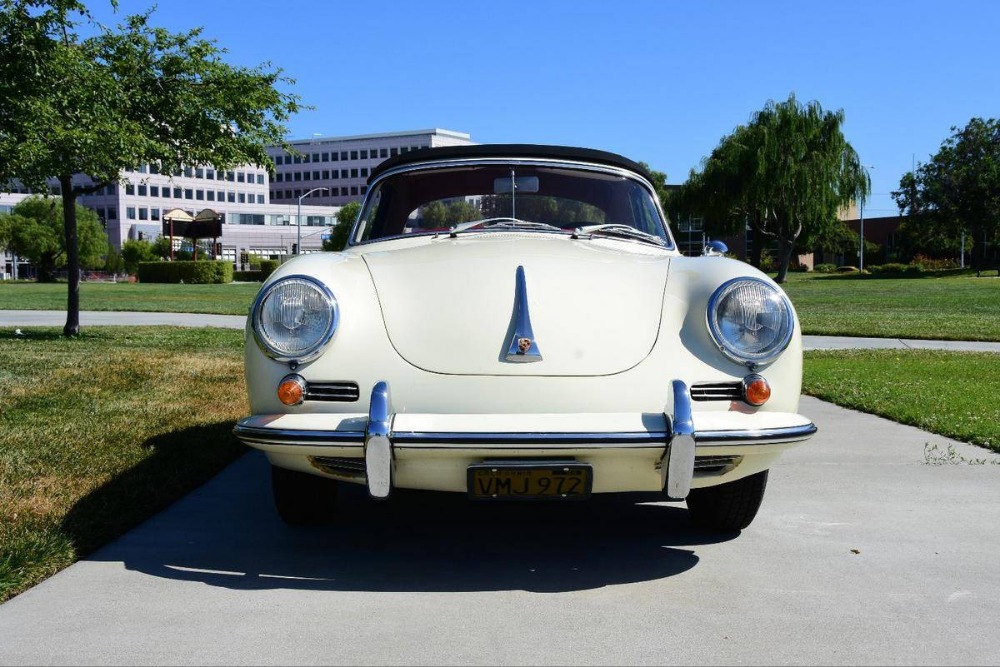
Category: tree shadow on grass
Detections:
[
  {"x1": 60, "y1": 421, "x2": 246, "y2": 559},
  {"x1": 75, "y1": 446, "x2": 743, "y2": 594}
]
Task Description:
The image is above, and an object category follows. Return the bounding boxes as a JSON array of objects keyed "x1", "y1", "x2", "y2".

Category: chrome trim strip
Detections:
[
  {"x1": 665, "y1": 379, "x2": 696, "y2": 498},
  {"x1": 696, "y1": 423, "x2": 818, "y2": 446},
  {"x1": 392, "y1": 432, "x2": 670, "y2": 447},
  {"x1": 232, "y1": 424, "x2": 365, "y2": 446},
  {"x1": 505, "y1": 265, "x2": 543, "y2": 363}
]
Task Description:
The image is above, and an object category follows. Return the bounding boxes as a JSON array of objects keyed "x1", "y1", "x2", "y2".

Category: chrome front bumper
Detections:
[{"x1": 233, "y1": 379, "x2": 817, "y2": 499}]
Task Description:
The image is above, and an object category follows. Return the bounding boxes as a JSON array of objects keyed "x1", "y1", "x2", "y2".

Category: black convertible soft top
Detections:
[{"x1": 368, "y1": 143, "x2": 653, "y2": 184}]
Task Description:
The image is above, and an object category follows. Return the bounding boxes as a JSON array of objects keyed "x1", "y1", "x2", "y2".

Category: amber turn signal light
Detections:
[
  {"x1": 277, "y1": 374, "x2": 306, "y2": 406},
  {"x1": 742, "y1": 375, "x2": 771, "y2": 406}
]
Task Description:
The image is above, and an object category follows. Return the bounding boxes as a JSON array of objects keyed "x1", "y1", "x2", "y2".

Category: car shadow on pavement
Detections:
[{"x1": 82, "y1": 454, "x2": 740, "y2": 594}]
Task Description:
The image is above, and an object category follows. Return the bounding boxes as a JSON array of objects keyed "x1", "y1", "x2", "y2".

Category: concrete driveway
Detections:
[{"x1": 1, "y1": 396, "x2": 998, "y2": 665}]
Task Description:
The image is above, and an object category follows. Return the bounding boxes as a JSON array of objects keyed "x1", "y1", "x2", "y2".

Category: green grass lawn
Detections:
[
  {"x1": 0, "y1": 327, "x2": 247, "y2": 603},
  {"x1": 780, "y1": 272, "x2": 1000, "y2": 341},
  {"x1": 803, "y1": 349, "x2": 1000, "y2": 453},
  {"x1": 0, "y1": 281, "x2": 261, "y2": 315}
]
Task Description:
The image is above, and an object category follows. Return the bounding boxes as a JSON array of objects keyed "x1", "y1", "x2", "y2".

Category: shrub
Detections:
[
  {"x1": 233, "y1": 270, "x2": 263, "y2": 282},
  {"x1": 259, "y1": 260, "x2": 279, "y2": 280},
  {"x1": 814, "y1": 263, "x2": 837, "y2": 274},
  {"x1": 836, "y1": 265, "x2": 859, "y2": 273},
  {"x1": 911, "y1": 254, "x2": 959, "y2": 271},
  {"x1": 137, "y1": 260, "x2": 233, "y2": 284}
]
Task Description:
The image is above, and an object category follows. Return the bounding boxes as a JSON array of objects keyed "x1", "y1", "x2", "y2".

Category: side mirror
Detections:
[{"x1": 702, "y1": 240, "x2": 728, "y2": 257}]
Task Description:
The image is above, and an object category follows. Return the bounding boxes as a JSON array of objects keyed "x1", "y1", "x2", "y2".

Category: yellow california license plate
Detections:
[{"x1": 468, "y1": 462, "x2": 593, "y2": 500}]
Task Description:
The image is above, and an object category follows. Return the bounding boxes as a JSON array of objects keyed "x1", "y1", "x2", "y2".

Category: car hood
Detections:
[{"x1": 361, "y1": 234, "x2": 671, "y2": 376}]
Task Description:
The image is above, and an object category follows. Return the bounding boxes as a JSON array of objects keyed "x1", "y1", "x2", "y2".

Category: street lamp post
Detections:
[{"x1": 297, "y1": 187, "x2": 329, "y2": 255}]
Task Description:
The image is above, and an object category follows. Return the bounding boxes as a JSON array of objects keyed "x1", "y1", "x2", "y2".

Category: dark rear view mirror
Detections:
[{"x1": 494, "y1": 176, "x2": 539, "y2": 194}]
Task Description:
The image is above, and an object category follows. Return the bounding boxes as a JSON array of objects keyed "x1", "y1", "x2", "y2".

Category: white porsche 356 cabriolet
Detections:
[{"x1": 234, "y1": 144, "x2": 816, "y2": 531}]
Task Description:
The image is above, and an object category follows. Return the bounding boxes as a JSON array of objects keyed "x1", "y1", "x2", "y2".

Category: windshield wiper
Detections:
[
  {"x1": 571, "y1": 224, "x2": 666, "y2": 247},
  {"x1": 449, "y1": 217, "x2": 563, "y2": 238}
]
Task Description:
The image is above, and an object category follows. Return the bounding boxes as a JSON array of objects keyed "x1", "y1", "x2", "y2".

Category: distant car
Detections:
[{"x1": 234, "y1": 144, "x2": 815, "y2": 531}]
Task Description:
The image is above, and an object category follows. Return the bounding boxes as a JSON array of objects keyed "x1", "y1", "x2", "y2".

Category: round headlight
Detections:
[
  {"x1": 707, "y1": 277, "x2": 794, "y2": 366},
  {"x1": 251, "y1": 275, "x2": 339, "y2": 363}
]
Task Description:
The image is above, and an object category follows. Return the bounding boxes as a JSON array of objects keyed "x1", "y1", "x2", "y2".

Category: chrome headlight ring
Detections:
[
  {"x1": 706, "y1": 277, "x2": 794, "y2": 368},
  {"x1": 251, "y1": 275, "x2": 339, "y2": 364}
]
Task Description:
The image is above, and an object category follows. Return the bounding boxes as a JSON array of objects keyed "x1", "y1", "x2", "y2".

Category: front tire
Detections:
[
  {"x1": 686, "y1": 470, "x2": 768, "y2": 531},
  {"x1": 271, "y1": 465, "x2": 338, "y2": 526}
]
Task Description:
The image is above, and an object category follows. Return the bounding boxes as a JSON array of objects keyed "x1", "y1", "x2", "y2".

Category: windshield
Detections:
[{"x1": 352, "y1": 163, "x2": 670, "y2": 245}]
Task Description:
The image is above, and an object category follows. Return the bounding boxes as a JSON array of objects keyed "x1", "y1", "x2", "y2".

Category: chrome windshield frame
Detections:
[{"x1": 349, "y1": 157, "x2": 677, "y2": 250}]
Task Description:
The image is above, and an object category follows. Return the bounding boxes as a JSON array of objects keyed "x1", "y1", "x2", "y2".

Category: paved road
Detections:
[
  {"x1": 2, "y1": 310, "x2": 1000, "y2": 352},
  {"x1": 1, "y1": 396, "x2": 998, "y2": 665}
]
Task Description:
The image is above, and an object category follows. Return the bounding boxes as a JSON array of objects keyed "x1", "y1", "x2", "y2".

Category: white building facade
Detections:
[{"x1": 1, "y1": 128, "x2": 474, "y2": 277}]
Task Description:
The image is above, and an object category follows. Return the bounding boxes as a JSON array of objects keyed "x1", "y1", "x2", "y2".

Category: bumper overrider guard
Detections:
[{"x1": 232, "y1": 379, "x2": 818, "y2": 500}]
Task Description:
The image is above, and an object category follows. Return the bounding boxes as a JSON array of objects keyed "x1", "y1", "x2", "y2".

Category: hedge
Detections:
[
  {"x1": 259, "y1": 260, "x2": 279, "y2": 280},
  {"x1": 137, "y1": 261, "x2": 234, "y2": 284},
  {"x1": 233, "y1": 270, "x2": 263, "y2": 282}
]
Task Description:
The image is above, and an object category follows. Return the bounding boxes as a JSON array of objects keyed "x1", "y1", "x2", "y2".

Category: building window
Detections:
[
  {"x1": 322, "y1": 152, "x2": 329, "y2": 161},
  {"x1": 311, "y1": 171, "x2": 319, "y2": 180},
  {"x1": 380, "y1": 148, "x2": 388, "y2": 158},
  {"x1": 173, "y1": 187, "x2": 182, "y2": 198},
  {"x1": 285, "y1": 190, "x2": 292, "y2": 199},
  {"x1": 331, "y1": 152, "x2": 339, "y2": 161},
  {"x1": 207, "y1": 169, "x2": 215, "y2": 179},
  {"x1": 361, "y1": 185, "x2": 368, "y2": 195},
  {"x1": 184, "y1": 189, "x2": 193, "y2": 199},
  {"x1": 256, "y1": 174, "x2": 264, "y2": 185},
  {"x1": 107, "y1": 184, "x2": 116, "y2": 195},
  {"x1": 294, "y1": 172, "x2": 302, "y2": 182},
  {"x1": 150, "y1": 185, "x2": 159, "y2": 197},
  {"x1": 217, "y1": 190, "x2": 225, "y2": 201},
  {"x1": 227, "y1": 191, "x2": 235, "y2": 203},
  {"x1": 340, "y1": 151, "x2": 348, "y2": 160},
  {"x1": 226, "y1": 171, "x2": 235, "y2": 181},
  {"x1": 360, "y1": 150, "x2": 368, "y2": 159},
  {"x1": 350, "y1": 186, "x2": 358, "y2": 196},
  {"x1": 275, "y1": 156, "x2": 283, "y2": 166},
  {"x1": 195, "y1": 168, "x2": 204, "y2": 178},
  {"x1": 138, "y1": 185, "x2": 147, "y2": 196},
  {"x1": 126, "y1": 207, "x2": 136, "y2": 219},
  {"x1": 207, "y1": 191, "x2": 215, "y2": 201},
  {"x1": 303, "y1": 172, "x2": 311, "y2": 181},
  {"x1": 350, "y1": 150, "x2": 358, "y2": 160},
  {"x1": 151, "y1": 208, "x2": 160, "y2": 221},
  {"x1": 126, "y1": 183, "x2": 135, "y2": 195},
  {"x1": 340, "y1": 169, "x2": 348, "y2": 178},
  {"x1": 340, "y1": 187, "x2": 348, "y2": 196},
  {"x1": 149, "y1": 164, "x2": 159, "y2": 175},
  {"x1": 196, "y1": 190, "x2": 204, "y2": 200},
  {"x1": 294, "y1": 155, "x2": 302, "y2": 164},
  {"x1": 361, "y1": 168, "x2": 369, "y2": 177},
  {"x1": 350, "y1": 168, "x2": 358, "y2": 178},
  {"x1": 138, "y1": 207, "x2": 148, "y2": 220},
  {"x1": 322, "y1": 170, "x2": 330, "y2": 179},
  {"x1": 237, "y1": 172, "x2": 245, "y2": 183},
  {"x1": 390, "y1": 147, "x2": 398, "y2": 157},
  {"x1": 303, "y1": 154, "x2": 310, "y2": 163},
  {"x1": 312, "y1": 153, "x2": 319, "y2": 162},
  {"x1": 107, "y1": 207, "x2": 116, "y2": 219},
  {"x1": 238, "y1": 193, "x2": 245, "y2": 203},
  {"x1": 400, "y1": 147, "x2": 409, "y2": 153},
  {"x1": 257, "y1": 194, "x2": 265, "y2": 204}
]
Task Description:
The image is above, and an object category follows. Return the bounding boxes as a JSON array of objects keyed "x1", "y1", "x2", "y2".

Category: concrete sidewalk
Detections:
[
  {"x1": 0, "y1": 396, "x2": 998, "y2": 665},
  {"x1": 2, "y1": 310, "x2": 999, "y2": 352}
]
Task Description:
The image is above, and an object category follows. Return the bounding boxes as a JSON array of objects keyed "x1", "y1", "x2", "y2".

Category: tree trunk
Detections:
[
  {"x1": 774, "y1": 236, "x2": 795, "y2": 284},
  {"x1": 60, "y1": 174, "x2": 80, "y2": 337},
  {"x1": 749, "y1": 222, "x2": 763, "y2": 269}
]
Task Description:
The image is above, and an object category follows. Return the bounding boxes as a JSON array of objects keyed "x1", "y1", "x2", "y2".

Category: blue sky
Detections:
[{"x1": 87, "y1": 0, "x2": 1000, "y2": 218}]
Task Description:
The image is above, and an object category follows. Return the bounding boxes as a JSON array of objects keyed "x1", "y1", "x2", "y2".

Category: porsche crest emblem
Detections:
[{"x1": 517, "y1": 337, "x2": 532, "y2": 353}]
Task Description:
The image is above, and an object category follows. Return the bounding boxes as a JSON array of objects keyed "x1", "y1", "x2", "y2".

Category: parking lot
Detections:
[{"x1": 0, "y1": 396, "x2": 998, "y2": 665}]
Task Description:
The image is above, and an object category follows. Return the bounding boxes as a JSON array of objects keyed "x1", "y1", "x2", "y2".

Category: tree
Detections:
[
  {"x1": 891, "y1": 118, "x2": 1000, "y2": 273},
  {"x1": 120, "y1": 238, "x2": 156, "y2": 275},
  {"x1": 0, "y1": 1, "x2": 300, "y2": 335},
  {"x1": 677, "y1": 94, "x2": 870, "y2": 282},
  {"x1": 0, "y1": 196, "x2": 106, "y2": 281},
  {"x1": 323, "y1": 201, "x2": 360, "y2": 252}
]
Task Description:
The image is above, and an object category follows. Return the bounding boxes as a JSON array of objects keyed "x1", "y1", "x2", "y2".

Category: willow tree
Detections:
[
  {"x1": 679, "y1": 94, "x2": 869, "y2": 282},
  {"x1": 0, "y1": 0, "x2": 300, "y2": 335}
]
